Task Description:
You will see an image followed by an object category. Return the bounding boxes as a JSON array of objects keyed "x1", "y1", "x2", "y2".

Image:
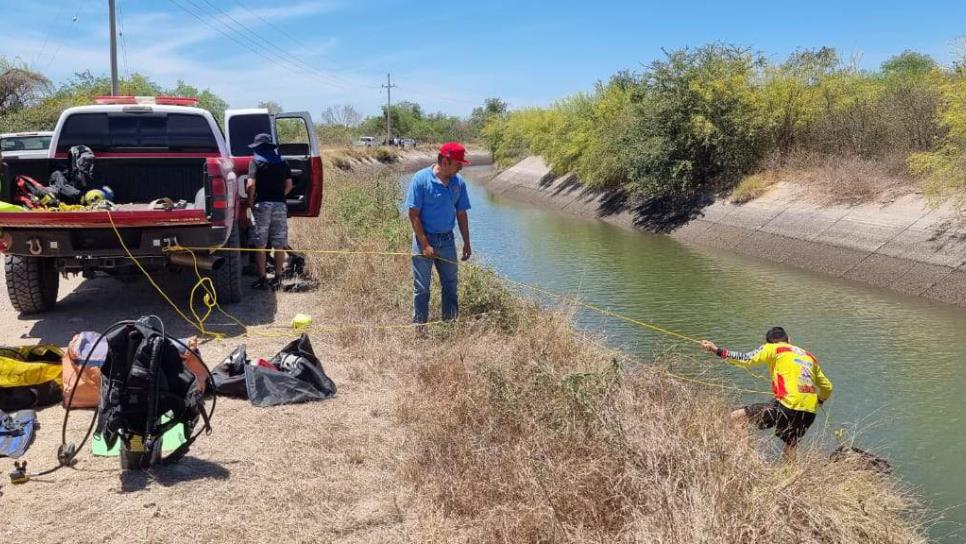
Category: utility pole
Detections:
[
  {"x1": 381, "y1": 73, "x2": 397, "y2": 145},
  {"x1": 109, "y1": 0, "x2": 119, "y2": 95}
]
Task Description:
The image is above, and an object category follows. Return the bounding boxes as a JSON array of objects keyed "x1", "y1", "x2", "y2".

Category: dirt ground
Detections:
[{"x1": 0, "y1": 267, "x2": 421, "y2": 543}]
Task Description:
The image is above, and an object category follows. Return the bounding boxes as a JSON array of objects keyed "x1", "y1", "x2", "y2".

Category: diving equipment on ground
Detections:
[{"x1": 11, "y1": 317, "x2": 215, "y2": 483}]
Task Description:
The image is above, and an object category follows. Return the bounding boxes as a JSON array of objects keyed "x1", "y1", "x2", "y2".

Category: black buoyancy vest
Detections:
[{"x1": 98, "y1": 322, "x2": 210, "y2": 465}]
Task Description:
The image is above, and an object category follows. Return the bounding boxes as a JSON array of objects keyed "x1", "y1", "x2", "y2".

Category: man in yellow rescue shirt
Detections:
[{"x1": 700, "y1": 327, "x2": 832, "y2": 458}]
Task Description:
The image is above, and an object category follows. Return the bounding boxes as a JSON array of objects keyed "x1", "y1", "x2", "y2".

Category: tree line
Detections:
[
  {"x1": 0, "y1": 59, "x2": 227, "y2": 134},
  {"x1": 0, "y1": 59, "x2": 503, "y2": 147},
  {"x1": 316, "y1": 98, "x2": 507, "y2": 146},
  {"x1": 481, "y1": 44, "x2": 966, "y2": 201}
]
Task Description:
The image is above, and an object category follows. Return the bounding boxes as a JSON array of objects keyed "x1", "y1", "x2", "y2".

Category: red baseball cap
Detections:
[{"x1": 439, "y1": 142, "x2": 471, "y2": 165}]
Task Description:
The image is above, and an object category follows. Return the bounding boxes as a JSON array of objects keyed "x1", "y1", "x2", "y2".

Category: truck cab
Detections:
[{"x1": 0, "y1": 97, "x2": 323, "y2": 313}]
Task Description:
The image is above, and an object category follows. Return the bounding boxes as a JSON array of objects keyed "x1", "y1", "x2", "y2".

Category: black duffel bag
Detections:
[{"x1": 212, "y1": 334, "x2": 336, "y2": 407}]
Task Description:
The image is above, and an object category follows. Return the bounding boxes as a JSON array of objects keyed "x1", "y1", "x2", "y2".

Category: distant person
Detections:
[
  {"x1": 405, "y1": 142, "x2": 472, "y2": 329},
  {"x1": 246, "y1": 133, "x2": 293, "y2": 290},
  {"x1": 700, "y1": 327, "x2": 833, "y2": 459}
]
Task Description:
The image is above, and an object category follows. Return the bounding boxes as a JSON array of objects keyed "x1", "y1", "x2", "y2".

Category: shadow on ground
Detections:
[
  {"x1": 21, "y1": 272, "x2": 279, "y2": 345},
  {"x1": 120, "y1": 456, "x2": 231, "y2": 492}
]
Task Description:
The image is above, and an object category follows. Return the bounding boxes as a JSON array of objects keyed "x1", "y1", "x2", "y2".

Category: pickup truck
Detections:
[
  {"x1": 0, "y1": 131, "x2": 54, "y2": 160},
  {"x1": 0, "y1": 96, "x2": 323, "y2": 313}
]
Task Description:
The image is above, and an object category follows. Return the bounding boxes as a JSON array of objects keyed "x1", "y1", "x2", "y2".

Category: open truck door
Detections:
[{"x1": 225, "y1": 109, "x2": 323, "y2": 218}]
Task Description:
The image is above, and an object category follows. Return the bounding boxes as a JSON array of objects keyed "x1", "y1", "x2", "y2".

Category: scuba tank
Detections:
[{"x1": 98, "y1": 317, "x2": 213, "y2": 470}]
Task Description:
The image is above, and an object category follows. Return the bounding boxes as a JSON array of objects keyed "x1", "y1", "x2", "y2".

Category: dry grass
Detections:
[
  {"x1": 327, "y1": 152, "x2": 353, "y2": 171},
  {"x1": 300, "y1": 166, "x2": 927, "y2": 543},
  {"x1": 730, "y1": 171, "x2": 779, "y2": 203},
  {"x1": 399, "y1": 317, "x2": 926, "y2": 543},
  {"x1": 747, "y1": 152, "x2": 918, "y2": 206},
  {"x1": 798, "y1": 154, "x2": 916, "y2": 206},
  {"x1": 372, "y1": 147, "x2": 400, "y2": 164}
]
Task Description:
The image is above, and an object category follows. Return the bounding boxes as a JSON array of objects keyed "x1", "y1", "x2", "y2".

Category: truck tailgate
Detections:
[{"x1": 0, "y1": 208, "x2": 209, "y2": 228}]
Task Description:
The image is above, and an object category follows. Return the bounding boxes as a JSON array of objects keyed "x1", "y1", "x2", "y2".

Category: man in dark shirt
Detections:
[{"x1": 246, "y1": 133, "x2": 293, "y2": 289}]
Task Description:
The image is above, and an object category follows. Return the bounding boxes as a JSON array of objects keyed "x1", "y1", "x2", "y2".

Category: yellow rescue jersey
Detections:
[{"x1": 720, "y1": 342, "x2": 832, "y2": 413}]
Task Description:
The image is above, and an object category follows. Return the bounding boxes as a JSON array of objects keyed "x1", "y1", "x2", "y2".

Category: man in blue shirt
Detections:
[{"x1": 404, "y1": 142, "x2": 472, "y2": 326}]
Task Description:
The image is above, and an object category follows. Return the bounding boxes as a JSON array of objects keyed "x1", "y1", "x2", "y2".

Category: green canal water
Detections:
[{"x1": 450, "y1": 164, "x2": 966, "y2": 542}]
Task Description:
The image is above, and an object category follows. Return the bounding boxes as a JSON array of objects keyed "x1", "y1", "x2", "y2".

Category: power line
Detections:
[
  {"x1": 43, "y1": 5, "x2": 84, "y2": 70},
  {"x1": 230, "y1": 0, "x2": 307, "y2": 49},
  {"x1": 228, "y1": 0, "x2": 356, "y2": 74},
  {"x1": 185, "y1": 0, "x2": 366, "y2": 92},
  {"x1": 32, "y1": 3, "x2": 65, "y2": 66},
  {"x1": 390, "y1": 75, "x2": 480, "y2": 107},
  {"x1": 118, "y1": 0, "x2": 130, "y2": 79},
  {"x1": 165, "y1": 0, "x2": 357, "y2": 93},
  {"x1": 196, "y1": 0, "x2": 362, "y2": 90},
  {"x1": 167, "y1": 0, "x2": 476, "y2": 113}
]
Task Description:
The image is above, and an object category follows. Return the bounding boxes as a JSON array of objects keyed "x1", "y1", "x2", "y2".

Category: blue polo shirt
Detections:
[{"x1": 404, "y1": 166, "x2": 471, "y2": 234}]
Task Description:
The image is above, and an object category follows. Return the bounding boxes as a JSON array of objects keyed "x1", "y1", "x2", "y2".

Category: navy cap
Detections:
[{"x1": 248, "y1": 133, "x2": 276, "y2": 149}]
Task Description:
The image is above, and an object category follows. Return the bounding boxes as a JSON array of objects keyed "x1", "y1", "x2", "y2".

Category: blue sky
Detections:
[{"x1": 3, "y1": 1, "x2": 966, "y2": 118}]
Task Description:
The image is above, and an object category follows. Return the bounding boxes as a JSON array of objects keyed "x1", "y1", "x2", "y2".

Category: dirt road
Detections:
[{"x1": 0, "y1": 267, "x2": 416, "y2": 543}]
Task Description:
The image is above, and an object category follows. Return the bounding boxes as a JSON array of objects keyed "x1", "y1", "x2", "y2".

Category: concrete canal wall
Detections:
[{"x1": 483, "y1": 156, "x2": 966, "y2": 308}]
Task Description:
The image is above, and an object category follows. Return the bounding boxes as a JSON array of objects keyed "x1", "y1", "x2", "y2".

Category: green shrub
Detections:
[
  {"x1": 622, "y1": 44, "x2": 766, "y2": 194},
  {"x1": 458, "y1": 264, "x2": 524, "y2": 331},
  {"x1": 907, "y1": 68, "x2": 966, "y2": 204},
  {"x1": 481, "y1": 44, "x2": 956, "y2": 202},
  {"x1": 332, "y1": 171, "x2": 408, "y2": 246}
]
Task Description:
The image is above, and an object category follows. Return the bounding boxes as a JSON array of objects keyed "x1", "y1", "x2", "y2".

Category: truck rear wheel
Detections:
[
  {"x1": 209, "y1": 223, "x2": 242, "y2": 304},
  {"x1": 5, "y1": 255, "x2": 59, "y2": 313}
]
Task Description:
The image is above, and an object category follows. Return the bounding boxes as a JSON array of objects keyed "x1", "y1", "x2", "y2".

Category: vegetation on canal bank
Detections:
[
  {"x1": 292, "y1": 165, "x2": 927, "y2": 542},
  {"x1": 482, "y1": 44, "x2": 966, "y2": 206}
]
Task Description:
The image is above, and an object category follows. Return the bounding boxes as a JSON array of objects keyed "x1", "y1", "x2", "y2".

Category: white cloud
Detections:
[
  {"x1": 220, "y1": 0, "x2": 342, "y2": 26},
  {"x1": 3, "y1": 2, "x2": 486, "y2": 117}
]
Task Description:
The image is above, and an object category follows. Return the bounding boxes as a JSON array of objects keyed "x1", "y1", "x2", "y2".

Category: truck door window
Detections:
[
  {"x1": 228, "y1": 114, "x2": 272, "y2": 157},
  {"x1": 276, "y1": 117, "x2": 310, "y2": 156}
]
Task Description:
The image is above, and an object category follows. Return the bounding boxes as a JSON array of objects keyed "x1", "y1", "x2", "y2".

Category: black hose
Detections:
[{"x1": 21, "y1": 320, "x2": 135, "y2": 479}]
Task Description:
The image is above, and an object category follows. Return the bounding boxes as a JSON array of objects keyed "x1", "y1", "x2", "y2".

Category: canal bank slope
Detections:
[
  {"x1": 483, "y1": 156, "x2": 966, "y2": 308},
  {"x1": 322, "y1": 147, "x2": 491, "y2": 172}
]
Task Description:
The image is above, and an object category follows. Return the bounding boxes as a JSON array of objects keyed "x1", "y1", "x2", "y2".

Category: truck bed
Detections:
[{"x1": 1, "y1": 156, "x2": 209, "y2": 205}]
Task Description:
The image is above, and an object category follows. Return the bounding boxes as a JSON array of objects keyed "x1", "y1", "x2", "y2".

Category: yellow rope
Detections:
[
  {"x1": 107, "y1": 215, "x2": 443, "y2": 338},
  {"x1": 486, "y1": 265, "x2": 769, "y2": 382},
  {"x1": 107, "y1": 211, "x2": 214, "y2": 338},
  {"x1": 176, "y1": 245, "x2": 445, "y2": 339},
  {"x1": 171, "y1": 244, "x2": 770, "y2": 381},
  {"x1": 110, "y1": 234, "x2": 771, "y2": 391}
]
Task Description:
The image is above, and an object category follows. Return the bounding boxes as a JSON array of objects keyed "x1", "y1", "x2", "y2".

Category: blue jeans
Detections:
[{"x1": 412, "y1": 232, "x2": 458, "y2": 324}]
